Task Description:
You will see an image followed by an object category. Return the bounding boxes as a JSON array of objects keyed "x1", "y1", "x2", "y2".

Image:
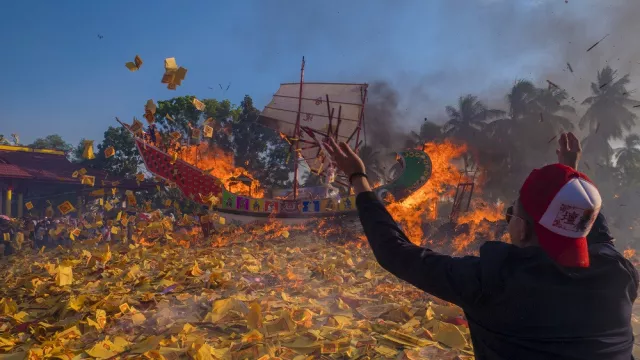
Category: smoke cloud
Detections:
[
  {"x1": 247, "y1": 0, "x2": 640, "y2": 144},
  {"x1": 245, "y1": 0, "x2": 640, "y2": 239},
  {"x1": 363, "y1": 81, "x2": 411, "y2": 149}
]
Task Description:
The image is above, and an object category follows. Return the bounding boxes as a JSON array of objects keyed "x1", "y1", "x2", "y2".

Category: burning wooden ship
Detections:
[{"x1": 128, "y1": 58, "x2": 433, "y2": 218}]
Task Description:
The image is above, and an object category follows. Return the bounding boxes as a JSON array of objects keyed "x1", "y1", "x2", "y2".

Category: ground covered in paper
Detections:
[{"x1": 1, "y1": 222, "x2": 640, "y2": 360}]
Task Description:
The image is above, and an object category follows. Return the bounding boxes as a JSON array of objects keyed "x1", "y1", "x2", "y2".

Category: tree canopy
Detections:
[{"x1": 29, "y1": 134, "x2": 72, "y2": 152}]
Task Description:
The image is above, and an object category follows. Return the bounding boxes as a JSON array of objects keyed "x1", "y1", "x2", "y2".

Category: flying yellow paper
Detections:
[
  {"x1": 24, "y1": 201, "x2": 33, "y2": 210},
  {"x1": 164, "y1": 57, "x2": 178, "y2": 72},
  {"x1": 125, "y1": 55, "x2": 143, "y2": 71},
  {"x1": 57, "y1": 201, "x2": 75, "y2": 215},
  {"x1": 126, "y1": 190, "x2": 137, "y2": 207},
  {"x1": 145, "y1": 99, "x2": 157, "y2": 115},
  {"x1": 192, "y1": 98, "x2": 205, "y2": 111},
  {"x1": 173, "y1": 67, "x2": 188, "y2": 85},
  {"x1": 104, "y1": 146, "x2": 115, "y2": 158},
  {"x1": 81, "y1": 175, "x2": 95, "y2": 187},
  {"x1": 203, "y1": 125, "x2": 213, "y2": 138},
  {"x1": 82, "y1": 140, "x2": 95, "y2": 160}
]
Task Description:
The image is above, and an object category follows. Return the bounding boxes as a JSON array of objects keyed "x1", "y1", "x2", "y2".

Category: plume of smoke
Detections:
[{"x1": 363, "y1": 81, "x2": 411, "y2": 149}]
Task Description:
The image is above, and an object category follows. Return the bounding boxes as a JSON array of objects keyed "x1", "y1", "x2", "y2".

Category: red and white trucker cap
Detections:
[{"x1": 519, "y1": 164, "x2": 602, "y2": 268}]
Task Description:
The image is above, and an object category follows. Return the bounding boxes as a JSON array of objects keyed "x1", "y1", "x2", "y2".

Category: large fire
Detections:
[
  {"x1": 385, "y1": 140, "x2": 506, "y2": 252},
  {"x1": 452, "y1": 199, "x2": 507, "y2": 254},
  {"x1": 163, "y1": 138, "x2": 505, "y2": 254},
  {"x1": 386, "y1": 141, "x2": 467, "y2": 244},
  {"x1": 170, "y1": 143, "x2": 265, "y2": 198}
]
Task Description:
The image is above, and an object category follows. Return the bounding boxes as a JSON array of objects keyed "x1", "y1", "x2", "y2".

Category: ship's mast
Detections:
[{"x1": 292, "y1": 56, "x2": 305, "y2": 200}]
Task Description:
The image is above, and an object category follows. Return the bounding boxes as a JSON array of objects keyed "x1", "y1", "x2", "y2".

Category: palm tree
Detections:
[
  {"x1": 478, "y1": 80, "x2": 576, "y2": 198},
  {"x1": 486, "y1": 80, "x2": 574, "y2": 141},
  {"x1": 614, "y1": 134, "x2": 640, "y2": 184},
  {"x1": 443, "y1": 95, "x2": 504, "y2": 171},
  {"x1": 580, "y1": 67, "x2": 638, "y2": 140},
  {"x1": 580, "y1": 67, "x2": 638, "y2": 173},
  {"x1": 443, "y1": 95, "x2": 504, "y2": 139},
  {"x1": 534, "y1": 87, "x2": 576, "y2": 131}
]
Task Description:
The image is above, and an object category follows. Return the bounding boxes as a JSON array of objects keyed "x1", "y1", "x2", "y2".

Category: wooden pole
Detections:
[
  {"x1": 354, "y1": 86, "x2": 367, "y2": 153},
  {"x1": 293, "y1": 57, "x2": 305, "y2": 200}
]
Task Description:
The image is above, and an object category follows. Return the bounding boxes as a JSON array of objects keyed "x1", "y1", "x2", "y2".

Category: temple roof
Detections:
[{"x1": 0, "y1": 145, "x2": 154, "y2": 190}]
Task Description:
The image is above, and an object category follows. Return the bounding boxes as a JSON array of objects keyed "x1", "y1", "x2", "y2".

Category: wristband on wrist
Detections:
[{"x1": 349, "y1": 172, "x2": 368, "y2": 184}]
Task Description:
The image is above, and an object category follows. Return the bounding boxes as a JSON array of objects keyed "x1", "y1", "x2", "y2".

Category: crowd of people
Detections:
[{"x1": 0, "y1": 203, "x2": 207, "y2": 257}]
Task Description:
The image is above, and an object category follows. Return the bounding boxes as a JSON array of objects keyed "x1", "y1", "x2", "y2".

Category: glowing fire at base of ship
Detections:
[{"x1": 169, "y1": 143, "x2": 265, "y2": 198}]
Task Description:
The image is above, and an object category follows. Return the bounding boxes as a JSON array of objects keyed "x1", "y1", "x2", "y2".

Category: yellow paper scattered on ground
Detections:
[
  {"x1": 56, "y1": 265, "x2": 73, "y2": 286},
  {"x1": 0, "y1": 213, "x2": 490, "y2": 359}
]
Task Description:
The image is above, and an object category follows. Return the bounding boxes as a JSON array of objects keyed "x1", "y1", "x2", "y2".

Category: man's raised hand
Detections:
[
  {"x1": 556, "y1": 132, "x2": 581, "y2": 170},
  {"x1": 325, "y1": 138, "x2": 366, "y2": 178}
]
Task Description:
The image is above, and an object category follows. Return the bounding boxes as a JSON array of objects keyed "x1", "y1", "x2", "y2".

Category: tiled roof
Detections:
[
  {"x1": 0, "y1": 163, "x2": 33, "y2": 178},
  {"x1": 0, "y1": 148, "x2": 155, "y2": 189},
  {"x1": 0, "y1": 150, "x2": 79, "y2": 182}
]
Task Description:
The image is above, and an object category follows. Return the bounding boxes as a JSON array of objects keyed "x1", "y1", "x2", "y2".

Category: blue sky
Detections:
[{"x1": 0, "y1": 0, "x2": 634, "y2": 147}]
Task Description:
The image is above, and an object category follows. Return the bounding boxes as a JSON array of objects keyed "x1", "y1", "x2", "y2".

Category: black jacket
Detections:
[{"x1": 356, "y1": 191, "x2": 638, "y2": 360}]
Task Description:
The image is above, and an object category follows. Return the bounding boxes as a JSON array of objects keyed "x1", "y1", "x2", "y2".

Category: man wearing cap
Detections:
[{"x1": 327, "y1": 133, "x2": 638, "y2": 360}]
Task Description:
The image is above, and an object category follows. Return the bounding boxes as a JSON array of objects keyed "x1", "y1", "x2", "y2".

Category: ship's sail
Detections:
[{"x1": 258, "y1": 82, "x2": 367, "y2": 175}]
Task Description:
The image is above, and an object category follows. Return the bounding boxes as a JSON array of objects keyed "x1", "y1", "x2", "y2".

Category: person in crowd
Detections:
[{"x1": 327, "y1": 133, "x2": 638, "y2": 360}]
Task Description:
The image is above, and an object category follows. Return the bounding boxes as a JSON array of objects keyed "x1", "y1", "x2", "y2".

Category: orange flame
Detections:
[
  {"x1": 386, "y1": 140, "x2": 467, "y2": 244},
  {"x1": 170, "y1": 143, "x2": 264, "y2": 198},
  {"x1": 384, "y1": 140, "x2": 505, "y2": 253},
  {"x1": 624, "y1": 248, "x2": 636, "y2": 260},
  {"x1": 452, "y1": 199, "x2": 506, "y2": 254}
]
